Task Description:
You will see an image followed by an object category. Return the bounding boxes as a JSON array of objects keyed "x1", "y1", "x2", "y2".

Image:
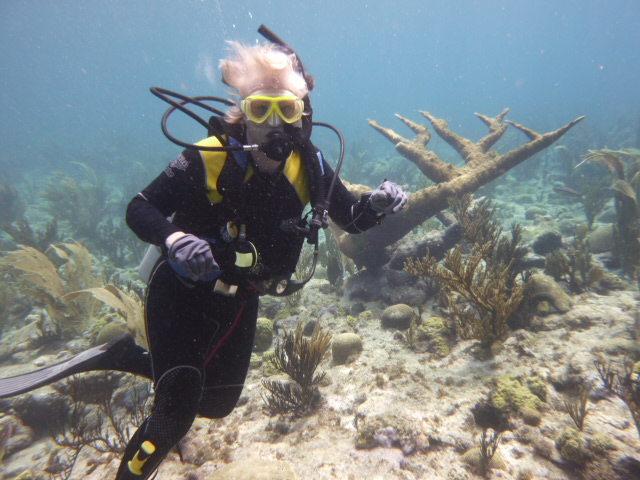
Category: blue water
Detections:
[
  {"x1": 1, "y1": 0, "x2": 639, "y2": 180},
  {"x1": 1, "y1": 4, "x2": 640, "y2": 476}
]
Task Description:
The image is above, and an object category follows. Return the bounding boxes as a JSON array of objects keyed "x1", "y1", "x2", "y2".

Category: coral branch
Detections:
[
  {"x1": 504, "y1": 119, "x2": 540, "y2": 141},
  {"x1": 475, "y1": 109, "x2": 510, "y2": 152},
  {"x1": 421, "y1": 111, "x2": 479, "y2": 163},
  {"x1": 367, "y1": 119, "x2": 408, "y2": 146},
  {"x1": 369, "y1": 118, "x2": 455, "y2": 183},
  {"x1": 394, "y1": 114, "x2": 431, "y2": 145},
  {"x1": 494, "y1": 116, "x2": 585, "y2": 172},
  {"x1": 396, "y1": 142, "x2": 458, "y2": 183}
]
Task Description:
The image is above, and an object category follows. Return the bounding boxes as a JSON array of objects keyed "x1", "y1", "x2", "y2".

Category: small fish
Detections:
[{"x1": 553, "y1": 186, "x2": 583, "y2": 199}]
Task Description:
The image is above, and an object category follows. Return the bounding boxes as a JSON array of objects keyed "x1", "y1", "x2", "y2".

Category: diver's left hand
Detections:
[{"x1": 369, "y1": 181, "x2": 408, "y2": 215}]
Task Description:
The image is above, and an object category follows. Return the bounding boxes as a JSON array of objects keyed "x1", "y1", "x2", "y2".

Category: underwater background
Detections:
[
  {"x1": 2, "y1": 0, "x2": 639, "y2": 179},
  {"x1": 2, "y1": 1, "x2": 640, "y2": 479}
]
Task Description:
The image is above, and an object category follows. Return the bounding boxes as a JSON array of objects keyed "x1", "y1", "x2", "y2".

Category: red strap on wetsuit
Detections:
[
  {"x1": 203, "y1": 286, "x2": 258, "y2": 367},
  {"x1": 203, "y1": 300, "x2": 245, "y2": 367}
]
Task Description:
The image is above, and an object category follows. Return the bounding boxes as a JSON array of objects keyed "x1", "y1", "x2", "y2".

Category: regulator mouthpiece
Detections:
[{"x1": 261, "y1": 131, "x2": 294, "y2": 161}]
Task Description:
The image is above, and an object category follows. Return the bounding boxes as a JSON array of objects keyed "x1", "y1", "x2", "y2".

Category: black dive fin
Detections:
[{"x1": 0, "y1": 333, "x2": 152, "y2": 399}]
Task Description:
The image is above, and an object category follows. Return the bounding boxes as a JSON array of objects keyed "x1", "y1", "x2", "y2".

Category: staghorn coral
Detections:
[
  {"x1": 262, "y1": 322, "x2": 331, "y2": 416},
  {"x1": 337, "y1": 109, "x2": 583, "y2": 269}
]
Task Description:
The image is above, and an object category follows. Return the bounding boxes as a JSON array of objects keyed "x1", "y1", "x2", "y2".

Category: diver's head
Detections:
[
  {"x1": 219, "y1": 41, "x2": 312, "y2": 124},
  {"x1": 219, "y1": 41, "x2": 314, "y2": 165}
]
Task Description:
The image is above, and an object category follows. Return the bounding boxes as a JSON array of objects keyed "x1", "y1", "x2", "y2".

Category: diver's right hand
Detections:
[{"x1": 166, "y1": 233, "x2": 219, "y2": 281}]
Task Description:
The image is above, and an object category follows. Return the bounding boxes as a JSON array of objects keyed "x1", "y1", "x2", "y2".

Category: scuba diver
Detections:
[{"x1": 0, "y1": 26, "x2": 406, "y2": 479}]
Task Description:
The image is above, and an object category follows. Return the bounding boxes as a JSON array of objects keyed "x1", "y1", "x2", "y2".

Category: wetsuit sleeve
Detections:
[
  {"x1": 322, "y1": 160, "x2": 383, "y2": 234},
  {"x1": 126, "y1": 150, "x2": 203, "y2": 247}
]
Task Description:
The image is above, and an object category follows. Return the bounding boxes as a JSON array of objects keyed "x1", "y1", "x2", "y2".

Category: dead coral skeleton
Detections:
[{"x1": 337, "y1": 109, "x2": 584, "y2": 269}]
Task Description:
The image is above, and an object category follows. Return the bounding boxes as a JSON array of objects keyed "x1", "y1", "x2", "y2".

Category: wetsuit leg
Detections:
[
  {"x1": 115, "y1": 366, "x2": 201, "y2": 479},
  {"x1": 198, "y1": 294, "x2": 259, "y2": 418},
  {"x1": 115, "y1": 260, "x2": 254, "y2": 478}
]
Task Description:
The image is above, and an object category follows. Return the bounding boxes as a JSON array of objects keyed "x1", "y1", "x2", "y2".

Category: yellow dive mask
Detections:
[{"x1": 241, "y1": 94, "x2": 305, "y2": 124}]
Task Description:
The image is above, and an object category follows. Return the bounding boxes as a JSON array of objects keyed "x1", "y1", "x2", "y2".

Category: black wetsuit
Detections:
[{"x1": 117, "y1": 125, "x2": 380, "y2": 479}]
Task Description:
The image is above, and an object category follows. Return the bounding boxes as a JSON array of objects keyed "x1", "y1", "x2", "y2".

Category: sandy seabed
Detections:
[{"x1": 1, "y1": 275, "x2": 639, "y2": 480}]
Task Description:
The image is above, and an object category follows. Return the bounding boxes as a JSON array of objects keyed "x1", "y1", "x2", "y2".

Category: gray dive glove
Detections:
[
  {"x1": 167, "y1": 233, "x2": 219, "y2": 281},
  {"x1": 369, "y1": 180, "x2": 408, "y2": 215}
]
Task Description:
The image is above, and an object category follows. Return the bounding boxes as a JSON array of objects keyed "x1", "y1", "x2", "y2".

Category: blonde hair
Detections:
[{"x1": 219, "y1": 41, "x2": 310, "y2": 123}]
